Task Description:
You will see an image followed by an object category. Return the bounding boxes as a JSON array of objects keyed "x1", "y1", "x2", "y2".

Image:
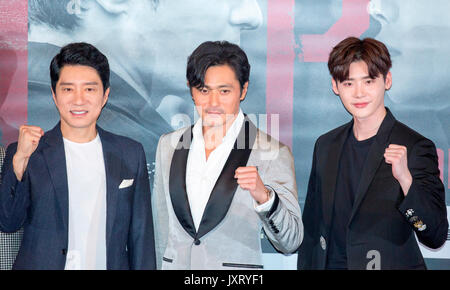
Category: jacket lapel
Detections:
[
  {"x1": 97, "y1": 127, "x2": 122, "y2": 245},
  {"x1": 168, "y1": 117, "x2": 257, "y2": 240},
  {"x1": 169, "y1": 126, "x2": 196, "y2": 238},
  {"x1": 41, "y1": 124, "x2": 69, "y2": 233},
  {"x1": 322, "y1": 122, "x2": 352, "y2": 230},
  {"x1": 348, "y1": 109, "x2": 396, "y2": 226},
  {"x1": 196, "y1": 118, "x2": 257, "y2": 239}
]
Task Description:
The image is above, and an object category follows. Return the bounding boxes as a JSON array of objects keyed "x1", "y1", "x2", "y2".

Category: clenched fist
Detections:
[
  {"x1": 235, "y1": 166, "x2": 270, "y2": 204},
  {"x1": 384, "y1": 144, "x2": 412, "y2": 196},
  {"x1": 13, "y1": 125, "x2": 44, "y2": 181}
]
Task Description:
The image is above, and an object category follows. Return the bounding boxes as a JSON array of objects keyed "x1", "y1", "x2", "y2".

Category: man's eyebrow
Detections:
[
  {"x1": 59, "y1": 81, "x2": 100, "y2": 86},
  {"x1": 345, "y1": 75, "x2": 372, "y2": 81},
  {"x1": 59, "y1": 82, "x2": 74, "y2": 86},
  {"x1": 203, "y1": 84, "x2": 233, "y2": 89}
]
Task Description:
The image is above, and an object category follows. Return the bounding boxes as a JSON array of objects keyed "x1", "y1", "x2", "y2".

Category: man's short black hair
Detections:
[
  {"x1": 50, "y1": 42, "x2": 110, "y2": 93},
  {"x1": 186, "y1": 41, "x2": 250, "y2": 90}
]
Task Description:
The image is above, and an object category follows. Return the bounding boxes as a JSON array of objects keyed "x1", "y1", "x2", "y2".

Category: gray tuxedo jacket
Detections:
[{"x1": 153, "y1": 118, "x2": 303, "y2": 269}]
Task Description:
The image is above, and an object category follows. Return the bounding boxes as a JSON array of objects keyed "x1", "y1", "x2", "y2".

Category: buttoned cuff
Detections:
[{"x1": 397, "y1": 179, "x2": 428, "y2": 232}]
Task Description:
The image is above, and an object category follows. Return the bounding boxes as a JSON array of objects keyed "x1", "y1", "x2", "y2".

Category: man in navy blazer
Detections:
[{"x1": 0, "y1": 42, "x2": 156, "y2": 269}]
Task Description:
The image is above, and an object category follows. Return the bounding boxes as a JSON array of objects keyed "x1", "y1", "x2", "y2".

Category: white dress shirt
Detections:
[
  {"x1": 63, "y1": 134, "x2": 107, "y2": 270},
  {"x1": 186, "y1": 110, "x2": 274, "y2": 231}
]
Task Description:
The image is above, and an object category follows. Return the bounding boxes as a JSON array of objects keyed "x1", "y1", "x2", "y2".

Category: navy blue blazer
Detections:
[{"x1": 0, "y1": 124, "x2": 156, "y2": 270}]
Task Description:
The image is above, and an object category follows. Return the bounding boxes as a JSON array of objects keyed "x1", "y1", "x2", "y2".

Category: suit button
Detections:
[
  {"x1": 194, "y1": 239, "x2": 201, "y2": 246},
  {"x1": 320, "y1": 236, "x2": 326, "y2": 250},
  {"x1": 405, "y1": 209, "x2": 415, "y2": 218},
  {"x1": 62, "y1": 249, "x2": 67, "y2": 255}
]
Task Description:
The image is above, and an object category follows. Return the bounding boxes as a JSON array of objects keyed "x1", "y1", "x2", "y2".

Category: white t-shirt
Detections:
[{"x1": 63, "y1": 134, "x2": 107, "y2": 270}]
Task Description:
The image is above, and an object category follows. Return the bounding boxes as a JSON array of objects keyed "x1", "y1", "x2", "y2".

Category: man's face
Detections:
[
  {"x1": 370, "y1": 0, "x2": 450, "y2": 104},
  {"x1": 332, "y1": 61, "x2": 391, "y2": 122},
  {"x1": 120, "y1": 0, "x2": 262, "y2": 97},
  {"x1": 52, "y1": 65, "x2": 109, "y2": 134},
  {"x1": 191, "y1": 64, "x2": 248, "y2": 129}
]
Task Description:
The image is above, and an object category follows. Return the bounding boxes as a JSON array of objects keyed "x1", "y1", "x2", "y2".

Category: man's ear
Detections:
[
  {"x1": 331, "y1": 78, "x2": 340, "y2": 95},
  {"x1": 51, "y1": 88, "x2": 57, "y2": 104},
  {"x1": 102, "y1": 87, "x2": 110, "y2": 108},
  {"x1": 384, "y1": 71, "x2": 392, "y2": 90},
  {"x1": 240, "y1": 81, "x2": 249, "y2": 102},
  {"x1": 95, "y1": 0, "x2": 129, "y2": 14}
]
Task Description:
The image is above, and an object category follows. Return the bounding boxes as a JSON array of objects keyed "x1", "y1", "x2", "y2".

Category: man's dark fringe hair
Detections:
[
  {"x1": 50, "y1": 42, "x2": 110, "y2": 93},
  {"x1": 186, "y1": 40, "x2": 250, "y2": 91},
  {"x1": 328, "y1": 37, "x2": 392, "y2": 82}
]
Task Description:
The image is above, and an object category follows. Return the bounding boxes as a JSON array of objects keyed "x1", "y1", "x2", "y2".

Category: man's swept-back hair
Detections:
[
  {"x1": 50, "y1": 42, "x2": 110, "y2": 93},
  {"x1": 186, "y1": 41, "x2": 250, "y2": 90},
  {"x1": 328, "y1": 37, "x2": 392, "y2": 82}
]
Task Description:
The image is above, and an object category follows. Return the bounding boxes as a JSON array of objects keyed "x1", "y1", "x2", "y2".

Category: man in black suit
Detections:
[{"x1": 298, "y1": 37, "x2": 448, "y2": 270}]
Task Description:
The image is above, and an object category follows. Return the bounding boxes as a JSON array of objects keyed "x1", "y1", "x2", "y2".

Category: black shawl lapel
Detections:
[
  {"x1": 168, "y1": 117, "x2": 257, "y2": 240},
  {"x1": 322, "y1": 122, "x2": 352, "y2": 230},
  {"x1": 41, "y1": 123, "x2": 69, "y2": 232},
  {"x1": 97, "y1": 127, "x2": 123, "y2": 246},
  {"x1": 196, "y1": 117, "x2": 256, "y2": 239},
  {"x1": 348, "y1": 108, "x2": 396, "y2": 226},
  {"x1": 169, "y1": 126, "x2": 197, "y2": 239}
]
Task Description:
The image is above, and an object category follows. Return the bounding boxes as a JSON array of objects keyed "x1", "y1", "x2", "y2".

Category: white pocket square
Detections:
[{"x1": 119, "y1": 179, "x2": 134, "y2": 189}]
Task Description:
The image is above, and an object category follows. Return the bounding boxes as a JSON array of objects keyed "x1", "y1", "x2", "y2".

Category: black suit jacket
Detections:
[
  {"x1": 298, "y1": 109, "x2": 448, "y2": 270},
  {"x1": 0, "y1": 124, "x2": 156, "y2": 269}
]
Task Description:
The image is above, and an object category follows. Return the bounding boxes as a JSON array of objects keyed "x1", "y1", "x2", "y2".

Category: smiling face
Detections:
[
  {"x1": 191, "y1": 64, "x2": 248, "y2": 130},
  {"x1": 52, "y1": 65, "x2": 109, "y2": 139},
  {"x1": 332, "y1": 61, "x2": 391, "y2": 123}
]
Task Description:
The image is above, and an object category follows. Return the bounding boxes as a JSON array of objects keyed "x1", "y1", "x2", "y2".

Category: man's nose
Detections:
[
  {"x1": 73, "y1": 89, "x2": 86, "y2": 104},
  {"x1": 368, "y1": 0, "x2": 399, "y2": 25},
  {"x1": 209, "y1": 90, "x2": 220, "y2": 106},
  {"x1": 229, "y1": 0, "x2": 263, "y2": 30},
  {"x1": 355, "y1": 83, "x2": 365, "y2": 98}
]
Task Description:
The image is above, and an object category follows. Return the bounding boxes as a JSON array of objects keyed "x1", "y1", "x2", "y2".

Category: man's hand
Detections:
[
  {"x1": 384, "y1": 144, "x2": 412, "y2": 196},
  {"x1": 13, "y1": 125, "x2": 44, "y2": 181},
  {"x1": 235, "y1": 166, "x2": 269, "y2": 204}
]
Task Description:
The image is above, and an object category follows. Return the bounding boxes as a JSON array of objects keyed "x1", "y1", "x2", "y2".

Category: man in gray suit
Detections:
[
  {"x1": 153, "y1": 41, "x2": 303, "y2": 269},
  {"x1": 0, "y1": 145, "x2": 23, "y2": 270}
]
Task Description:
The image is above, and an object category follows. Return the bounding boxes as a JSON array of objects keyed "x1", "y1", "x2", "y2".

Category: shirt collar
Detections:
[{"x1": 192, "y1": 109, "x2": 245, "y2": 145}]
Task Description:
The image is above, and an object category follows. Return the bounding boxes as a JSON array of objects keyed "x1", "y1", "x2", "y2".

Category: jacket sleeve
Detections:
[
  {"x1": 397, "y1": 137, "x2": 448, "y2": 249},
  {"x1": 257, "y1": 144, "x2": 304, "y2": 254},
  {"x1": 297, "y1": 140, "x2": 319, "y2": 269},
  {"x1": 0, "y1": 143, "x2": 31, "y2": 233},
  {"x1": 128, "y1": 143, "x2": 156, "y2": 269}
]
